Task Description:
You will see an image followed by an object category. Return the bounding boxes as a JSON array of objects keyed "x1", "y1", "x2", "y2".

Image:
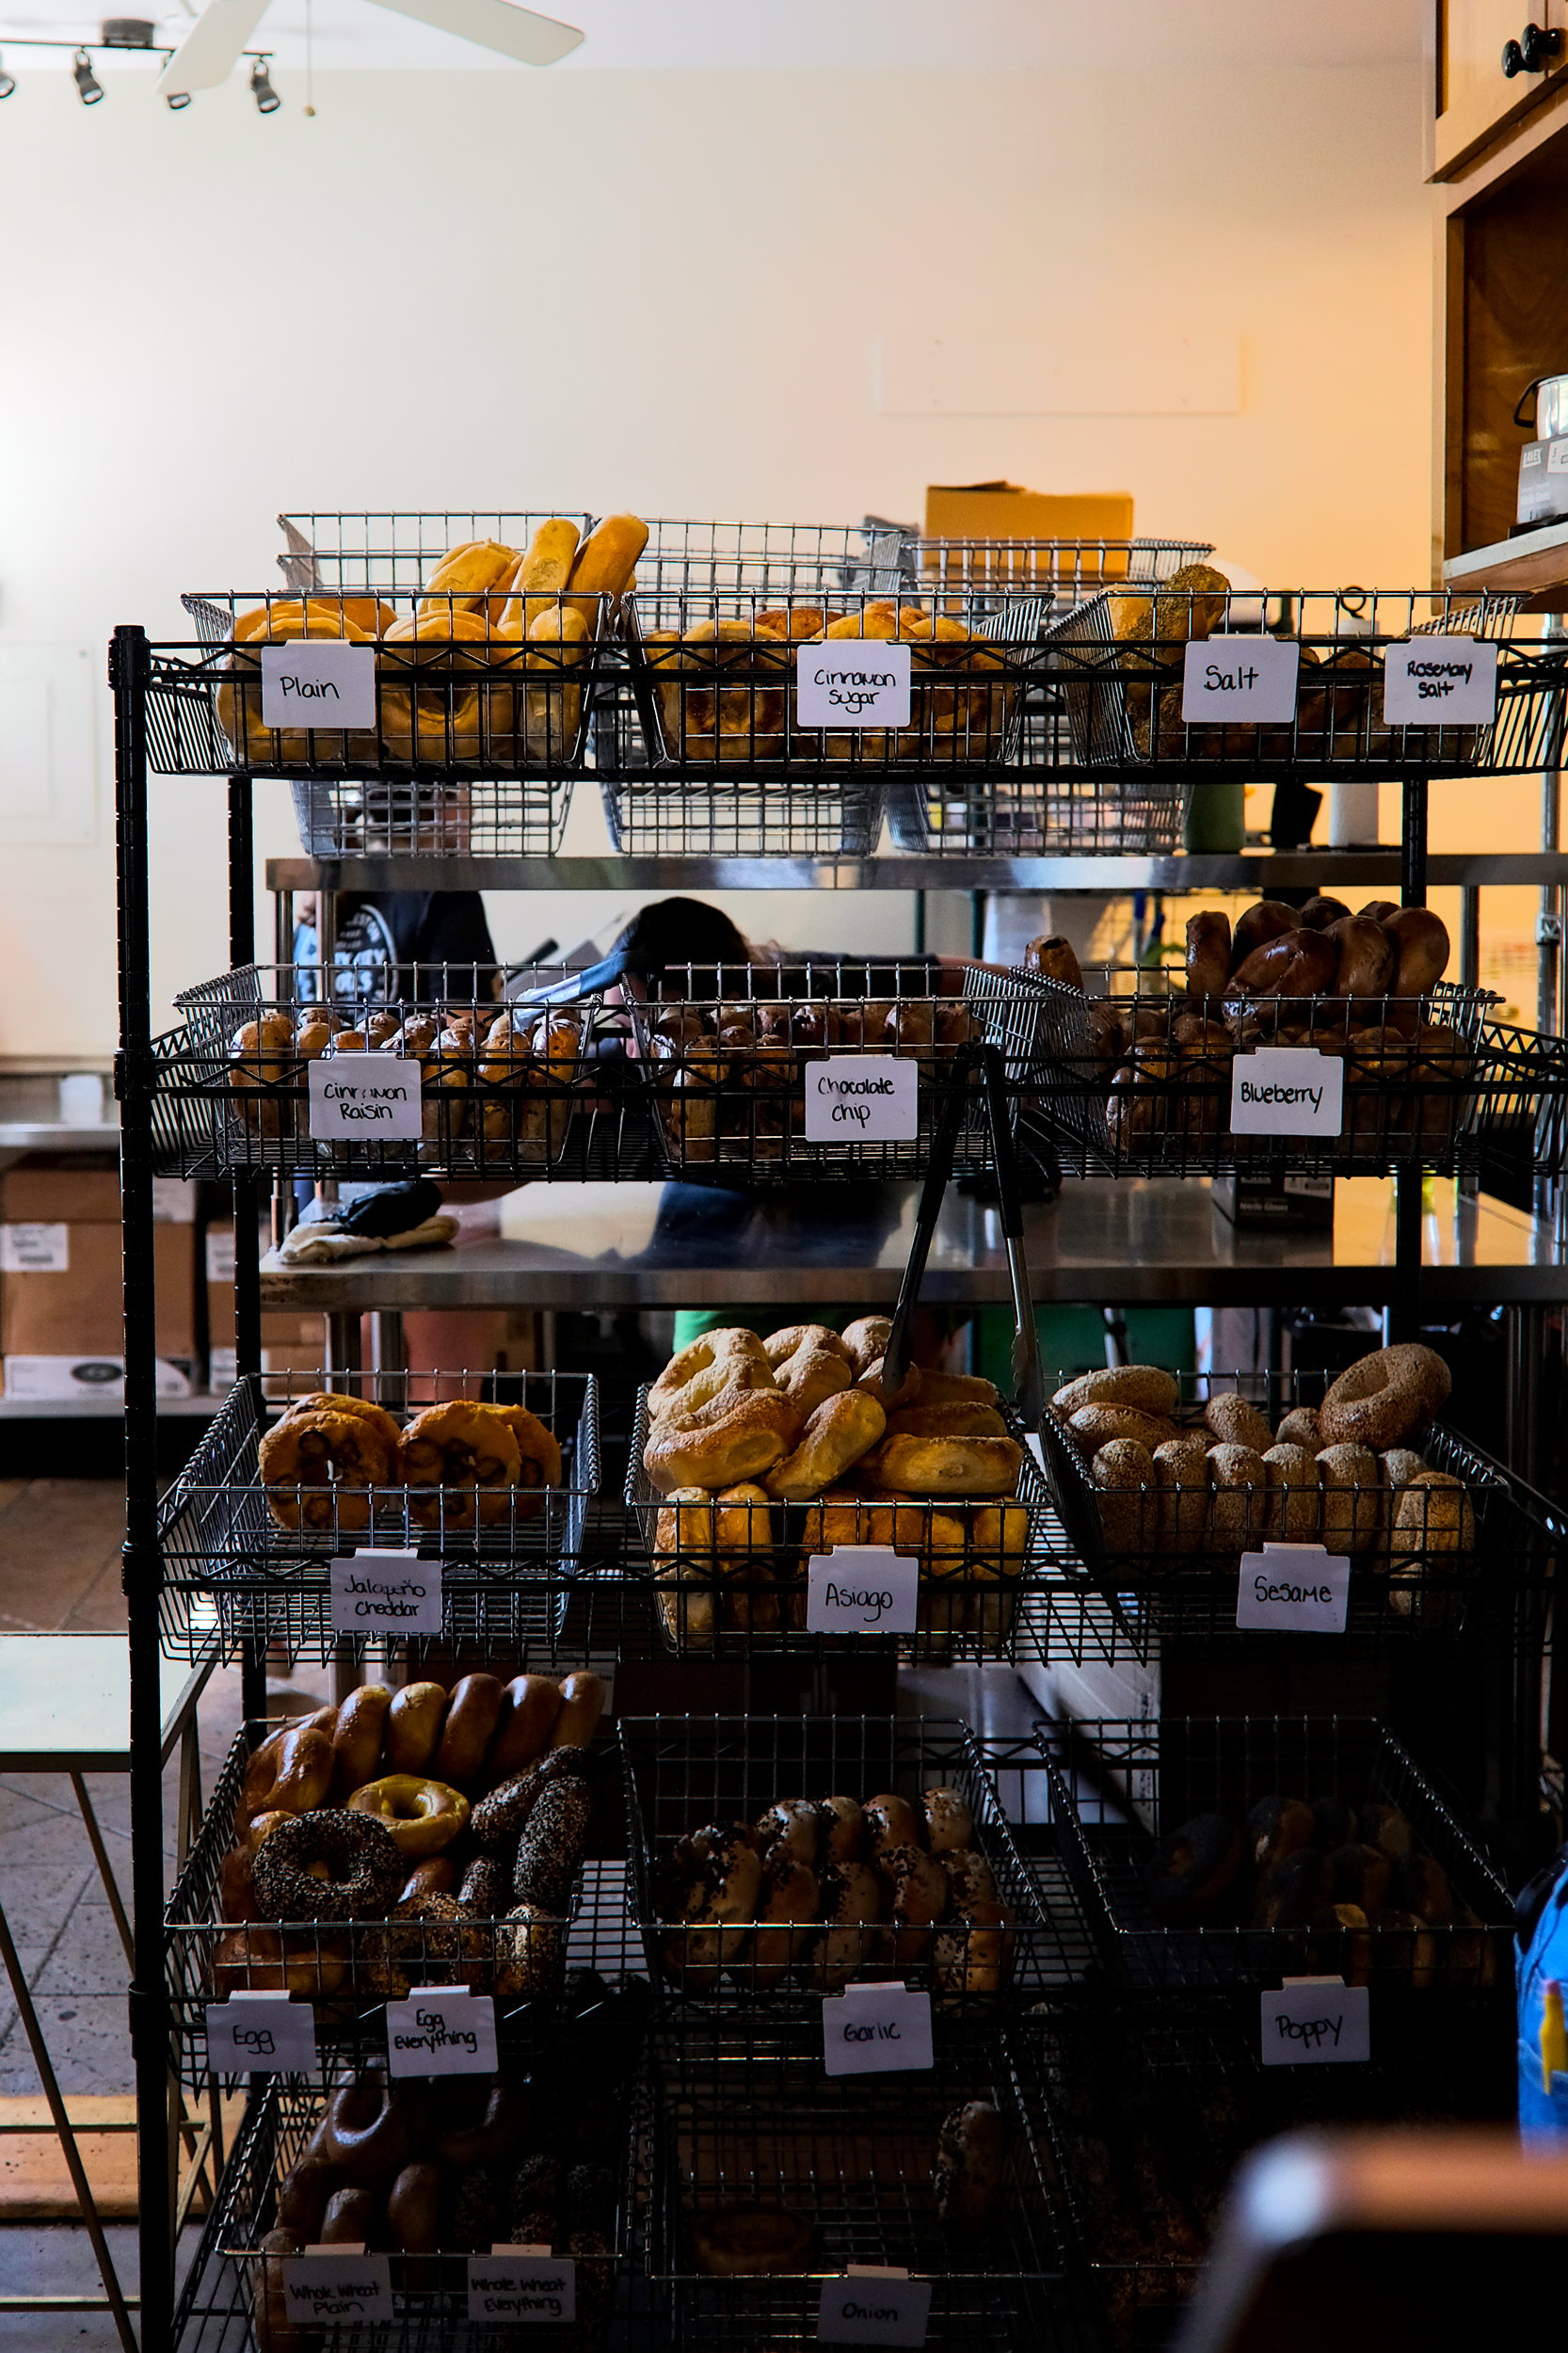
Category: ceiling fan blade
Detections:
[
  {"x1": 371, "y1": 0, "x2": 584, "y2": 66},
  {"x1": 155, "y1": 0, "x2": 272, "y2": 91}
]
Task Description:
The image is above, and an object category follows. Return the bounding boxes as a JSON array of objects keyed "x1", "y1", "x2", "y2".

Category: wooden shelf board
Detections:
[{"x1": 1444, "y1": 519, "x2": 1568, "y2": 608}]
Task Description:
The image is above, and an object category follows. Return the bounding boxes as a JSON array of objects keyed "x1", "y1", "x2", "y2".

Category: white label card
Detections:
[
  {"x1": 823, "y1": 1981, "x2": 935, "y2": 2077},
  {"x1": 1181, "y1": 634, "x2": 1300, "y2": 722},
  {"x1": 1260, "y1": 1976, "x2": 1371, "y2": 2066},
  {"x1": 205, "y1": 1228, "x2": 236, "y2": 1283},
  {"x1": 330, "y1": 1551, "x2": 441, "y2": 1637},
  {"x1": 807, "y1": 1548, "x2": 920, "y2": 1636},
  {"x1": 797, "y1": 640, "x2": 912, "y2": 728},
  {"x1": 1229, "y1": 1049, "x2": 1344, "y2": 1138},
  {"x1": 1236, "y1": 1543, "x2": 1351, "y2": 1634},
  {"x1": 0, "y1": 1223, "x2": 69, "y2": 1273},
  {"x1": 307, "y1": 1054, "x2": 422, "y2": 1143},
  {"x1": 385, "y1": 1986, "x2": 498, "y2": 2076},
  {"x1": 205, "y1": 1992, "x2": 317, "y2": 2073},
  {"x1": 804, "y1": 1058, "x2": 920, "y2": 1144},
  {"x1": 281, "y1": 2251, "x2": 393, "y2": 2325},
  {"x1": 260, "y1": 640, "x2": 376, "y2": 730},
  {"x1": 468, "y1": 2252, "x2": 577, "y2": 2325},
  {"x1": 818, "y1": 2268, "x2": 933, "y2": 2346},
  {"x1": 1383, "y1": 636, "x2": 1498, "y2": 728}
]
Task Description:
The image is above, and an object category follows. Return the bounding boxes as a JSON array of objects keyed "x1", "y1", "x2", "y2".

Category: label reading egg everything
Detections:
[
  {"x1": 797, "y1": 640, "x2": 912, "y2": 728},
  {"x1": 1383, "y1": 636, "x2": 1498, "y2": 728},
  {"x1": 1180, "y1": 633, "x2": 1300, "y2": 722},
  {"x1": 385, "y1": 1986, "x2": 498, "y2": 2077},
  {"x1": 817, "y1": 2265, "x2": 933, "y2": 2345},
  {"x1": 329, "y1": 1551, "x2": 442, "y2": 1637},
  {"x1": 282, "y1": 2250, "x2": 393, "y2": 2326},
  {"x1": 307, "y1": 1053, "x2": 422, "y2": 1142},
  {"x1": 1236, "y1": 1543, "x2": 1351, "y2": 1634},
  {"x1": 467, "y1": 2249, "x2": 577, "y2": 2325},
  {"x1": 822, "y1": 1981, "x2": 935, "y2": 2077},
  {"x1": 807, "y1": 1547, "x2": 920, "y2": 1635},
  {"x1": 205, "y1": 1991, "x2": 318, "y2": 2073},
  {"x1": 1260, "y1": 1976, "x2": 1371, "y2": 2066},
  {"x1": 804, "y1": 1058, "x2": 919, "y2": 1144},
  {"x1": 261, "y1": 639, "x2": 376, "y2": 729}
]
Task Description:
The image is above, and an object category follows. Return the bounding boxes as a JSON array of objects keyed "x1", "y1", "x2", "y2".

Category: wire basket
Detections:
[
  {"x1": 617, "y1": 1715, "x2": 1091, "y2": 2019},
  {"x1": 156, "y1": 1371, "x2": 599, "y2": 1651},
  {"x1": 1037, "y1": 1715, "x2": 1513, "y2": 1999},
  {"x1": 273, "y1": 509, "x2": 600, "y2": 596},
  {"x1": 626, "y1": 955, "x2": 1057, "y2": 1185},
  {"x1": 642, "y1": 2031, "x2": 1096, "y2": 2352},
  {"x1": 912, "y1": 536, "x2": 1215, "y2": 600},
  {"x1": 1024, "y1": 967, "x2": 1568, "y2": 1180},
  {"x1": 625, "y1": 1388, "x2": 1054, "y2": 1664},
  {"x1": 1033, "y1": 1369, "x2": 1561, "y2": 1640},
  {"x1": 152, "y1": 963, "x2": 661, "y2": 1182},
  {"x1": 634, "y1": 518, "x2": 914, "y2": 598}
]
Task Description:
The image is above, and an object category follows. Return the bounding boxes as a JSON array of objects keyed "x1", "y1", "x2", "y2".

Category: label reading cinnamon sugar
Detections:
[{"x1": 796, "y1": 641, "x2": 912, "y2": 728}]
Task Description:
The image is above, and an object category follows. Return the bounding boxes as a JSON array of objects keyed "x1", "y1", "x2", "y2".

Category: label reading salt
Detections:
[
  {"x1": 205, "y1": 1991, "x2": 317, "y2": 2073},
  {"x1": 823, "y1": 1981, "x2": 935, "y2": 2077},
  {"x1": 1181, "y1": 634, "x2": 1300, "y2": 723},
  {"x1": 1383, "y1": 636, "x2": 1498, "y2": 728},
  {"x1": 807, "y1": 1547, "x2": 920, "y2": 1636},
  {"x1": 385, "y1": 1986, "x2": 498, "y2": 2077},
  {"x1": 1236, "y1": 1543, "x2": 1351, "y2": 1634},
  {"x1": 805, "y1": 1058, "x2": 919, "y2": 1144},
  {"x1": 329, "y1": 1550, "x2": 441, "y2": 1637},
  {"x1": 1260, "y1": 1976, "x2": 1370, "y2": 2066},
  {"x1": 307, "y1": 1053, "x2": 422, "y2": 1142},
  {"x1": 282, "y1": 2250, "x2": 393, "y2": 2326},
  {"x1": 261, "y1": 639, "x2": 376, "y2": 730},
  {"x1": 0, "y1": 1223, "x2": 70, "y2": 1273},
  {"x1": 818, "y1": 2267, "x2": 933, "y2": 2346},
  {"x1": 797, "y1": 640, "x2": 912, "y2": 728},
  {"x1": 1229, "y1": 1048, "x2": 1344, "y2": 1138},
  {"x1": 468, "y1": 2250, "x2": 577, "y2": 2325}
]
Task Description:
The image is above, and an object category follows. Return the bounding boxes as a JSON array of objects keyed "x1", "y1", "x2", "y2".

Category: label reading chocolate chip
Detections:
[
  {"x1": 205, "y1": 1991, "x2": 317, "y2": 2073},
  {"x1": 282, "y1": 2250, "x2": 393, "y2": 2325},
  {"x1": 329, "y1": 1550, "x2": 441, "y2": 1637},
  {"x1": 467, "y1": 2249, "x2": 577, "y2": 2325},
  {"x1": 804, "y1": 1057, "x2": 919, "y2": 1143},
  {"x1": 822, "y1": 1981, "x2": 934, "y2": 2077},
  {"x1": 1236, "y1": 1543, "x2": 1350, "y2": 1634},
  {"x1": 1260, "y1": 1976, "x2": 1371, "y2": 2066},
  {"x1": 385, "y1": 1986, "x2": 498, "y2": 2077},
  {"x1": 817, "y1": 2266, "x2": 932, "y2": 2345},
  {"x1": 806, "y1": 1547, "x2": 920, "y2": 1635}
]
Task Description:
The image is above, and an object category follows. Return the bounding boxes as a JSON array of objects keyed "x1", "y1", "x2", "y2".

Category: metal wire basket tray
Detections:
[
  {"x1": 625, "y1": 955, "x2": 1057, "y2": 1185},
  {"x1": 625, "y1": 1388, "x2": 1054, "y2": 1663},
  {"x1": 1033, "y1": 1369, "x2": 1560, "y2": 1640},
  {"x1": 156, "y1": 1371, "x2": 600, "y2": 1650},
  {"x1": 641, "y1": 2031, "x2": 1095, "y2": 2352},
  {"x1": 618, "y1": 1714, "x2": 1089, "y2": 2018},
  {"x1": 1037, "y1": 1714, "x2": 1513, "y2": 1998},
  {"x1": 273, "y1": 508, "x2": 600, "y2": 596}
]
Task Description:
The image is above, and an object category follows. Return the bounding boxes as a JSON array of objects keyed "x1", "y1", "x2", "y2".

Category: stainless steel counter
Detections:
[{"x1": 257, "y1": 1176, "x2": 1568, "y2": 1310}]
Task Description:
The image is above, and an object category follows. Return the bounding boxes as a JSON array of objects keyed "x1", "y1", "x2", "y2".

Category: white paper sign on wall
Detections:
[
  {"x1": 467, "y1": 2250, "x2": 577, "y2": 2325},
  {"x1": 1383, "y1": 636, "x2": 1498, "y2": 728},
  {"x1": 807, "y1": 1548, "x2": 920, "y2": 1636},
  {"x1": 818, "y1": 2267, "x2": 933, "y2": 2345},
  {"x1": 205, "y1": 1991, "x2": 317, "y2": 2073},
  {"x1": 261, "y1": 640, "x2": 376, "y2": 730},
  {"x1": 797, "y1": 640, "x2": 912, "y2": 728},
  {"x1": 1260, "y1": 1976, "x2": 1371, "y2": 2066},
  {"x1": 804, "y1": 1057, "x2": 920, "y2": 1144},
  {"x1": 307, "y1": 1054, "x2": 422, "y2": 1143},
  {"x1": 386, "y1": 1986, "x2": 498, "y2": 2077},
  {"x1": 822, "y1": 1981, "x2": 935, "y2": 2077},
  {"x1": 1228, "y1": 1048, "x2": 1344, "y2": 1138},
  {"x1": 1180, "y1": 634, "x2": 1300, "y2": 723},
  {"x1": 1236, "y1": 1543, "x2": 1351, "y2": 1635},
  {"x1": 0, "y1": 1223, "x2": 70, "y2": 1273},
  {"x1": 330, "y1": 1551, "x2": 441, "y2": 1637},
  {"x1": 281, "y1": 2251, "x2": 393, "y2": 2326}
]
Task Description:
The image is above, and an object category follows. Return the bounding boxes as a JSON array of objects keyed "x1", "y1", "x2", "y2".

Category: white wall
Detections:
[{"x1": 0, "y1": 53, "x2": 1441, "y2": 1060}]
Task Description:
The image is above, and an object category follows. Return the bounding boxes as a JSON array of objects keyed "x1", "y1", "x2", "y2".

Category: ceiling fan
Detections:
[{"x1": 156, "y1": 0, "x2": 583, "y2": 95}]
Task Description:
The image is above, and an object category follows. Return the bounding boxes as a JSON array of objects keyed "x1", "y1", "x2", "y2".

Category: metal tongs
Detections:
[{"x1": 881, "y1": 1045, "x2": 1044, "y2": 1429}]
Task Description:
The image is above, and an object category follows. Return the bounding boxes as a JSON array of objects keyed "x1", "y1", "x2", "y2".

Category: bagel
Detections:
[
  {"x1": 1323, "y1": 915, "x2": 1397, "y2": 999},
  {"x1": 1317, "y1": 1442, "x2": 1381, "y2": 1553},
  {"x1": 643, "y1": 1391, "x2": 801, "y2": 1494},
  {"x1": 1230, "y1": 901, "x2": 1300, "y2": 969},
  {"x1": 872, "y1": 1433, "x2": 1022, "y2": 1498},
  {"x1": 240, "y1": 1712, "x2": 335, "y2": 1821},
  {"x1": 385, "y1": 1681, "x2": 449, "y2": 1775},
  {"x1": 472, "y1": 1403, "x2": 561, "y2": 1509},
  {"x1": 1261, "y1": 1443, "x2": 1320, "y2": 1540},
  {"x1": 431, "y1": 1673, "x2": 507, "y2": 1787},
  {"x1": 398, "y1": 1402, "x2": 523, "y2": 1529},
  {"x1": 1090, "y1": 1440, "x2": 1154, "y2": 1552},
  {"x1": 259, "y1": 1405, "x2": 394, "y2": 1533},
  {"x1": 1051, "y1": 1365, "x2": 1178, "y2": 1419},
  {"x1": 1185, "y1": 910, "x2": 1232, "y2": 1001},
  {"x1": 886, "y1": 1401, "x2": 1008, "y2": 1440},
  {"x1": 1318, "y1": 1344, "x2": 1450, "y2": 1449},
  {"x1": 487, "y1": 1673, "x2": 564, "y2": 1778},
  {"x1": 1067, "y1": 1403, "x2": 1176, "y2": 1456},
  {"x1": 839, "y1": 1316, "x2": 893, "y2": 1379},
  {"x1": 764, "y1": 1328, "x2": 854, "y2": 1416},
  {"x1": 1207, "y1": 1442, "x2": 1266, "y2": 1549},
  {"x1": 320, "y1": 2067, "x2": 427, "y2": 2185},
  {"x1": 347, "y1": 1773, "x2": 470, "y2": 1857},
  {"x1": 1381, "y1": 905, "x2": 1450, "y2": 996},
  {"x1": 855, "y1": 1354, "x2": 922, "y2": 1410},
  {"x1": 1274, "y1": 1406, "x2": 1322, "y2": 1452},
  {"x1": 1390, "y1": 1469, "x2": 1475, "y2": 1563},
  {"x1": 917, "y1": 1370, "x2": 1001, "y2": 1408},
  {"x1": 763, "y1": 1389, "x2": 886, "y2": 1500},
  {"x1": 250, "y1": 1808, "x2": 404, "y2": 1923},
  {"x1": 329, "y1": 1684, "x2": 392, "y2": 1800},
  {"x1": 1205, "y1": 1392, "x2": 1274, "y2": 1454},
  {"x1": 1298, "y1": 895, "x2": 1352, "y2": 933},
  {"x1": 648, "y1": 1330, "x2": 775, "y2": 1423},
  {"x1": 1152, "y1": 1434, "x2": 1209, "y2": 1552}
]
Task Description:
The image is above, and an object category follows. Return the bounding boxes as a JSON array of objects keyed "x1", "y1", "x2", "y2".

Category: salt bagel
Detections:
[
  {"x1": 765, "y1": 1389, "x2": 886, "y2": 1501},
  {"x1": 763, "y1": 1325, "x2": 854, "y2": 1416},
  {"x1": 872, "y1": 1433, "x2": 1023, "y2": 1498},
  {"x1": 648, "y1": 1330, "x2": 775, "y2": 1424},
  {"x1": 347, "y1": 1774, "x2": 470, "y2": 1858},
  {"x1": 643, "y1": 1391, "x2": 801, "y2": 1495},
  {"x1": 1051, "y1": 1365, "x2": 1178, "y2": 1419},
  {"x1": 1318, "y1": 1344, "x2": 1451, "y2": 1450}
]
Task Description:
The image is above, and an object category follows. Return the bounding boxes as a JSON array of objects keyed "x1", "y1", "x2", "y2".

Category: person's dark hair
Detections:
[{"x1": 613, "y1": 898, "x2": 754, "y2": 975}]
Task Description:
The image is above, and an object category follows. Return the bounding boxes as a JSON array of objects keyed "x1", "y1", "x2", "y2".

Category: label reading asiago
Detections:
[
  {"x1": 804, "y1": 1057, "x2": 919, "y2": 1144},
  {"x1": 329, "y1": 1550, "x2": 442, "y2": 1637},
  {"x1": 817, "y1": 2267, "x2": 933, "y2": 2345},
  {"x1": 1382, "y1": 635, "x2": 1498, "y2": 728},
  {"x1": 261, "y1": 639, "x2": 376, "y2": 730},
  {"x1": 467, "y1": 2250, "x2": 577, "y2": 2326},
  {"x1": 281, "y1": 2251, "x2": 393, "y2": 2326},
  {"x1": 796, "y1": 639, "x2": 912, "y2": 728},
  {"x1": 307, "y1": 1053, "x2": 422, "y2": 1142},
  {"x1": 385, "y1": 1987, "x2": 499, "y2": 2078},
  {"x1": 1228, "y1": 1048, "x2": 1344, "y2": 1139},
  {"x1": 806, "y1": 1546, "x2": 920, "y2": 1636}
]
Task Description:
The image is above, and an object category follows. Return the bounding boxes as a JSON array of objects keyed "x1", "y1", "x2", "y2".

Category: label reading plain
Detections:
[
  {"x1": 806, "y1": 1547, "x2": 920, "y2": 1636},
  {"x1": 329, "y1": 1550, "x2": 441, "y2": 1637},
  {"x1": 822, "y1": 1981, "x2": 935, "y2": 2077},
  {"x1": 797, "y1": 640, "x2": 912, "y2": 728},
  {"x1": 1260, "y1": 1976, "x2": 1371, "y2": 2066},
  {"x1": 1229, "y1": 1048, "x2": 1344, "y2": 1138},
  {"x1": 817, "y1": 2267, "x2": 933, "y2": 2345},
  {"x1": 385, "y1": 1986, "x2": 499, "y2": 2077},
  {"x1": 1383, "y1": 636, "x2": 1498, "y2": 728},
  {"x1": 260, "y1": 639, "x2": 376, "y2": 730},
  {"x1": 205, "y1": 1991, "x2": 317, "y2": 2073},
  {"x1": 1180, "y1": 634, "x2": 1300, "y2": 723},
  {"x1": 281, "y1": 2251, "x2": 393, "y2": 2326},
  {"x1": 467, "y1": 2252, "x2": 577, "y2": 2326},
  {"x1": 1236, "y1": 1543, "x2": 1351, "y2": 1634},
  {"x1": 307, "y1": 1054, "x2": 422, "y2": 1142},
  {"x1": 804, "y1": 1057, "x2": 919, "y2": 1144}
]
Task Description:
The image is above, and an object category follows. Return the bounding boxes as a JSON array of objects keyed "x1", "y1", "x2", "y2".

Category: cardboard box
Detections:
[
  {"x1": 1212, "y1": 1171, "x2": 1335, "y2": 1229},
  {"x1": 924, "y1": 481, "x2": 1135, "y2": 544},
  {"x1": 1516, "y1": 434, "x2": 1568, "y2": 528},
  {"x1": 0, "y1": 1156, "x2": 196, "y2": 1363},
  {"x1": 3, "y1": 1355, "x2": 192, "y2": 1401}
]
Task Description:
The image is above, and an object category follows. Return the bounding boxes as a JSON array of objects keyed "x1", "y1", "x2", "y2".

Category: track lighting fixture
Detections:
[
  {"x1": 165, "y1": 87, "x2": 191, "y2": 109},
  {"x1": 0, "y1": 55, "x2": 15, "y2": 99},
  {"x1": 248, "y1": 55, "x2": 280, "y2": 114},
  {"x1": 72, "y1": 46, "x2": 104, "y2": 103}
]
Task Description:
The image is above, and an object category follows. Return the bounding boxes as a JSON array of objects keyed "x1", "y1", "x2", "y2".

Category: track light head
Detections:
[
  {"x1": 165, "y1": 87, "x2": 191, "y2": 110},
  {"x1": 72, "y1": 46, "x2": 104, "y2": 103},
  {"x1": 248, "y1": 56, "x2": 280, "y2": 114},
  {"x1": 0, "y1": 55, "x2": 15, "y2": 100}
]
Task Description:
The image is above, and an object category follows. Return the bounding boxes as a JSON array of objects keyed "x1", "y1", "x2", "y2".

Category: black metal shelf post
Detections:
[{"x1": 1391, "y1": 769, "x2": 1431, "y2": 1343}]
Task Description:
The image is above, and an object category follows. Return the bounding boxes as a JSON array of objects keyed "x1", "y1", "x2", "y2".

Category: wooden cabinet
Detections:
[{"x1": 1433, "y1": 0, "x2": 1568, "y2": 178}]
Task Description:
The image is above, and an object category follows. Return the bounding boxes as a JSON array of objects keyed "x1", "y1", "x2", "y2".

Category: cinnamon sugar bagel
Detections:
[{"x1": 643, "y1": 1392, "x2": 801, "y2": 1494}]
